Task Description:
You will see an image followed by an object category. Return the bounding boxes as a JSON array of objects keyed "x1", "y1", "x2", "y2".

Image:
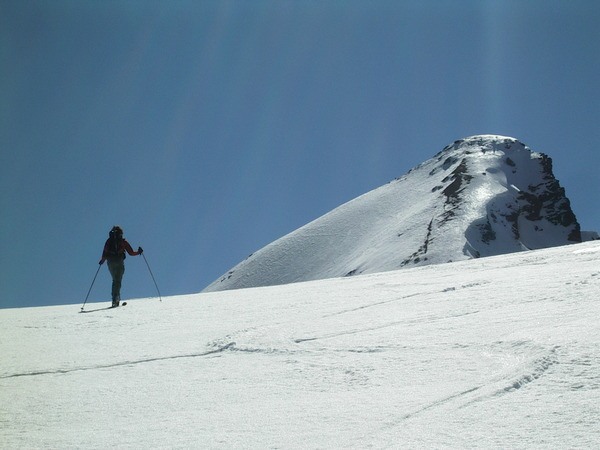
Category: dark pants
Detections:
[{"x1": 107, "y1": 258, "x2": 125, "y2": 305}]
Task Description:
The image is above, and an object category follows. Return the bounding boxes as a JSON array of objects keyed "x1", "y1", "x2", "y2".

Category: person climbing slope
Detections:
[{"x1": 99, "y1": 226, "x2": 143, "y2": 307}]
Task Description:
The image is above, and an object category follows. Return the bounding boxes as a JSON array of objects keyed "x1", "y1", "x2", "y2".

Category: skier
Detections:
[{"x1": 99, "y1": 226, "x2": 143, "y2": 307}]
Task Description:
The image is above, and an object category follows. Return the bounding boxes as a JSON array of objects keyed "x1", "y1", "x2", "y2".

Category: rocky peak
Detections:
[
  {"x1": 427, "y1": 135, "x2": 581, "y2": 257},
  {"x1": 203, "y1": 135, "x2": 587, "y2": 292}
]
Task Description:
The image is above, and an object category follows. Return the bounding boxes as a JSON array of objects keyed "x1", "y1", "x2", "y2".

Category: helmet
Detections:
[{"x1": 109, "y1": 226, "x2": 123, "y2": 239}]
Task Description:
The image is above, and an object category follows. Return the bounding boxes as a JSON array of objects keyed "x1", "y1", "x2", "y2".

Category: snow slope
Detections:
[
  {"x1": 204, "y1": 135, "x2": 585, "y2": 293},
  {"x1": 1, "y1": 241, "x2": 600, "y2": 448}
]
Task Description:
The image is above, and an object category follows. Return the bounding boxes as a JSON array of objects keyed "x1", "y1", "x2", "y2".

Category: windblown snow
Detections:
[
  {"x1": 204, "y1": 135, "x2": 588, "y2": 293},
  {"x1": 1, "y1": 241, "x2": 600, "y2": 448}
]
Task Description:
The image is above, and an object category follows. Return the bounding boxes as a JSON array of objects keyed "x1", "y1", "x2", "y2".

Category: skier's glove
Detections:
[
  {"x1": 99, "y1": 259, "x2": 104, "y2": 265},
  {"x1": 138, "y1": 247, "x2": 143, "y2": 254}
]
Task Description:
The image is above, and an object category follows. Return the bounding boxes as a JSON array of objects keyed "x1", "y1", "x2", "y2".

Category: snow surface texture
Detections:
[
  {"x1": 2, "y1": 241, "x2": 600, "y2": 448},
  {"x1": 204, "y1": 135, "x2": 587, "y2": 293}
]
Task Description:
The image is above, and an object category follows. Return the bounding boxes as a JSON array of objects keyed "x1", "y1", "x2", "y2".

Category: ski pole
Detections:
[
  {"x1": 142, "y1": 253, "x2": 162, "y2": 302},
  {"x1": 81, "y1": 264, "x2": 102, "y2": 311}
]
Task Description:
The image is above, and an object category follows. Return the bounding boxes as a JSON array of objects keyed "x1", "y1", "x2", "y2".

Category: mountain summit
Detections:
[{"x1": 204, "y1": 135, "x2": 585, "y2": 292}]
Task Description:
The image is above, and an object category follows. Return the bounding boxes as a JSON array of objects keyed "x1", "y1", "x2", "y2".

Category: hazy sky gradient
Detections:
[{"x1": 2, "y1": 0, "x2": 599, "y2": 308}]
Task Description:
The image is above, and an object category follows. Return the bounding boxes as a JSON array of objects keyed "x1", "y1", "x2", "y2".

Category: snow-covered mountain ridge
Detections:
[{"x1": 205, "y1": 135, "x2": 593, "y2": 292}]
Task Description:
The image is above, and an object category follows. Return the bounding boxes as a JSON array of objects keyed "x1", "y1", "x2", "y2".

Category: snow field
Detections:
[{"x1": 1, "y1": 241, "x2": 599, "y2": 448}]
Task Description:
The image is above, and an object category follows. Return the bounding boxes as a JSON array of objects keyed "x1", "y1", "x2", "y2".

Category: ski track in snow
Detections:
[
  {"x1": 394, "y1": 343, "x2": 562, "y2": 421},
  {"x1": 1, "y1": 342, "x2": 236, "y2": 379}
]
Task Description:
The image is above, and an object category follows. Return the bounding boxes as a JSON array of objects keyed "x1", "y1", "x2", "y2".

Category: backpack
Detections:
[{"x1": 107, "y1": 229, "x2": 126, "y2": 260}]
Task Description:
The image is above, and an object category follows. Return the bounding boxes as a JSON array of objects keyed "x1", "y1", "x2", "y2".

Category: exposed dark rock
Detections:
[{"x1": 516, "y1": 154, "x2": 581, "y2": 242}]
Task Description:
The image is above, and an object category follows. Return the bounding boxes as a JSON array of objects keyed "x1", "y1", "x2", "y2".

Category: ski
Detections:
[{"x1": 80, "y1": 301, "x2": 127, "y2": 313}]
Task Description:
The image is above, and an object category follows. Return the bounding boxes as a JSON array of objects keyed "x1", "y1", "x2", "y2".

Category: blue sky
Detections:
[{"x1": 2, "y1": 0, "x2": 599, "y2": 308}]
